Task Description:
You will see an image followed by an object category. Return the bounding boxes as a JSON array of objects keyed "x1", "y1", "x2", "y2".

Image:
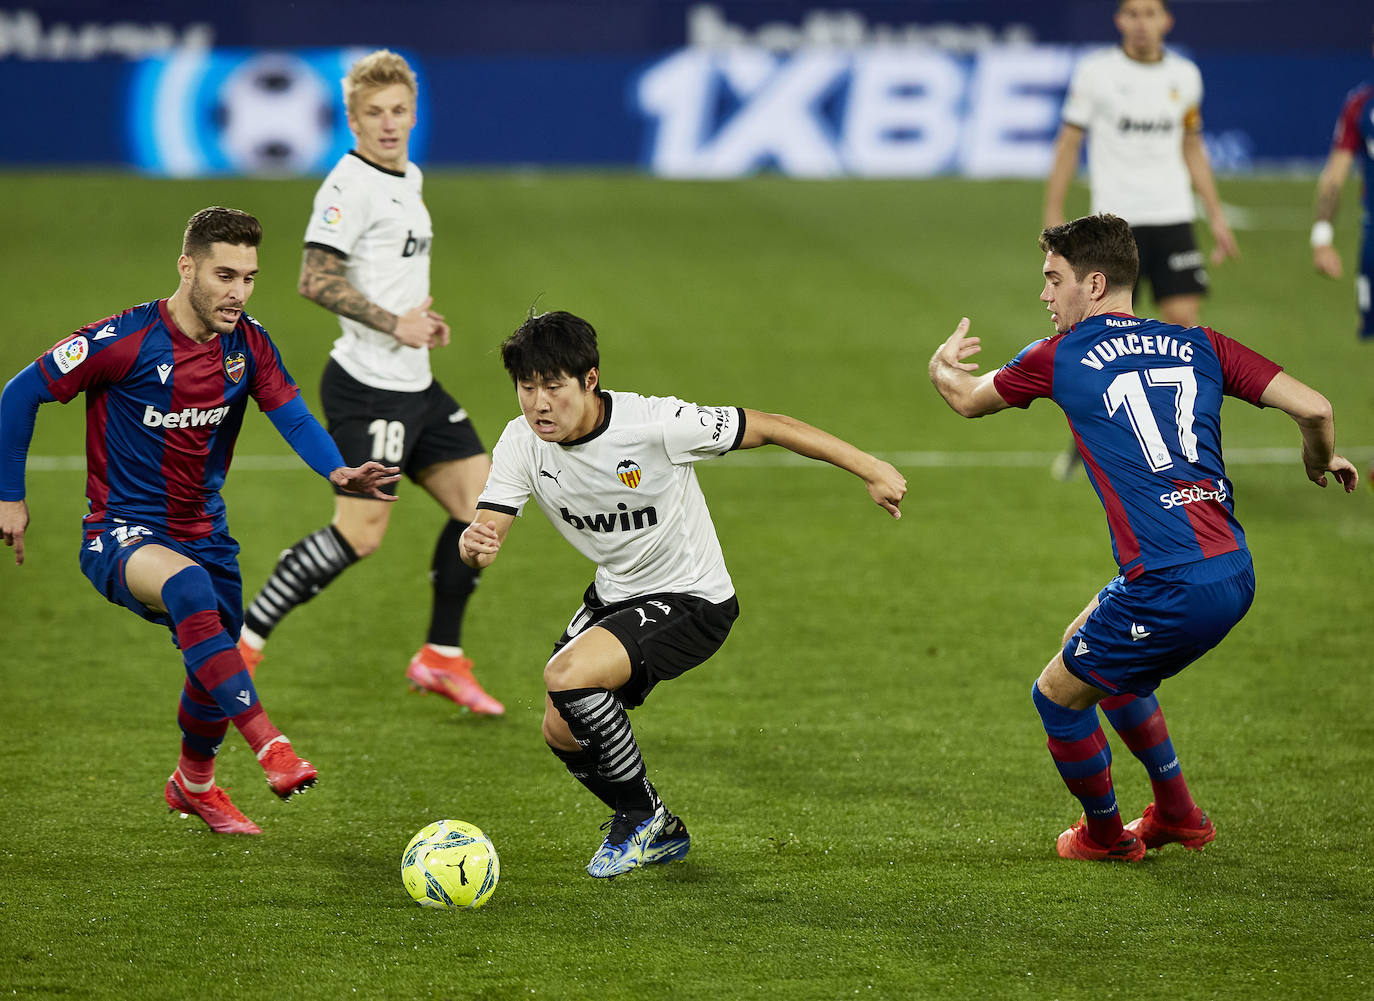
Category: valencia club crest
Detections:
[{"x1": 616, "y1": 459, "x2": 642, "y2": 489}]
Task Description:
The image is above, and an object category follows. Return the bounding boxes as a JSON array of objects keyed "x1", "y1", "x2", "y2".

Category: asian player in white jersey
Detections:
[{"x1": 459, "y1": 310, "x2": 907, "y2": 878}]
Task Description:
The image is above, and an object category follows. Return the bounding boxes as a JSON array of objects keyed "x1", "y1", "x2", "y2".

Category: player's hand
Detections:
[
  {"x1": 0, "y1": 499, "x2": 30, "y2": 566},
  {"x1": 330, "y1": 461, "x2": 402, "y2": 500},
  {"x1": 459, "y1": 520, "x2": 502, "y2": 569},
  {"x1": 393, "y1": 296, "x2": 442, "y2": 349},
  {"x1": 864, "y1": 460, "x2": 907, "y2": 520},
  {"x1": 1305, "y1": 454, "x2": 1359, "y2": 493},
  {"x1": 426, "y1": 307, "x2": 451, "y2": 349},
  {"x1": 1313, "y1": 245, "x2": 1343, "y2": 279},
  {"x1": 930, "y1": 317, "x2": 982, "y2": 376},
  {"x1": 1209, "y1": 220, "x2": 1239, "y2": 265}
]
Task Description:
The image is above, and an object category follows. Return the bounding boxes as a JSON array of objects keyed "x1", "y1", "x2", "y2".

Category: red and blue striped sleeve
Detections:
[
  {"x1": 1202, "y1": 328, "x2": 1282, "y2": 406},
  {"x1": 992, "y1": 335, "x2": 1060, "y2": 409}
]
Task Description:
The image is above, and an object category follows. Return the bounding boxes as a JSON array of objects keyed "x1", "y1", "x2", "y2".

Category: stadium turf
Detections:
[{"x1": 0, "y1": 173, "x2": 1370, "y2": 1000}]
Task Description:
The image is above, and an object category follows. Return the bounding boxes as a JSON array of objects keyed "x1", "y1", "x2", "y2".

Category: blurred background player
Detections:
[
  {"x1": 0, "y1": 207, "x2": 399, "y2": 834},
  {"x1": 459, "y1": 310, "x2": 906, "y2": 878},
  {"x1": 1043, "y1": 0, "x2": 1239, "y2": 479},
  {"x1": 1310, "y1": 29, "x2": 1373, "y2": 341},
  {"x1": 237, "y1": 50, "x2": 502, "y2": 714},
  {"x1": 929, "y1": 213, "x2": 1357, "y2": 862}
]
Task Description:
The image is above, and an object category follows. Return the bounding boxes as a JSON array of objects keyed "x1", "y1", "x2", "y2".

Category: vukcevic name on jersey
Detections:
[
  {"x1": 477, "y1": 390, "x2": 746, "y2": 604},
  {"x1": 35, "y1": 300, "x2": 301, "y2": 540},
  {"x1": 993, "y1": 313, "x2": 1282, "y2": 578}
]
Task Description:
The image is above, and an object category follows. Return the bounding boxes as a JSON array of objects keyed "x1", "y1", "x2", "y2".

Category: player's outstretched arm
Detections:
[
  {"x1": 928, "y1": 317, "x2": 1011, "y2": 419},
  {"x1": 1312, "y1": 149, "x2": 1353, "y2": 279},
  {"x1": 459, "y1": 509, "x2": 516, "y2": 569},
  {"x1": 330, "y1": 462, "x2": 403, "y2": 501},
  {"x1": 298, "y1": 247, "x2": 445, "y2": 349},
  {"x1": 737, "y1": 410, "x2": 906, "y2": 518},
  {"x1": 1258, "y1": 372, "x2": 1359, "y2": 492},
  {"x1": 0, "y1": 363, "x2": 54, "y2": 567}
]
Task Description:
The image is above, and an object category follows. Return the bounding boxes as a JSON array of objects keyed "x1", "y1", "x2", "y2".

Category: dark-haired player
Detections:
[
  {"x1": 238, "y1": 49, "x2": 501, "y2": 715},
  {"x1": 0, "y1": 207, "x2": 398, "y2": 835},
  {"x1": 929, "y1": 213, "x2": 1357, "y2": 861},
  {"x1": 459, "y1": 310, "x2": 907, "y2": 878}
]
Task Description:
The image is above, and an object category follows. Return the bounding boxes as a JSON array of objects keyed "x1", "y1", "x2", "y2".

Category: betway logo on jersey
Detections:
[
  {"x1": 142, "y1": 404, "x2": 230, "y2": 429},
  {"x1": 560, "y1": 504, "x2": 659, "y2": 533},
  {"x1": 1159, "y1": 479, "x2": 1228, "y2": 510}
]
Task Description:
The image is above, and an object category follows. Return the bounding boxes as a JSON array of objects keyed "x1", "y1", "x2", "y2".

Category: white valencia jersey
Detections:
[
  {"x1": 478, "y1": 391, "x2": 746, "y2": 604},
  {"x1": 1061, "y1": 47, "x2": 1203, "y2": 226},
  {"x1": 303, "y1": 152, "x2": 434, "y2": 392}
]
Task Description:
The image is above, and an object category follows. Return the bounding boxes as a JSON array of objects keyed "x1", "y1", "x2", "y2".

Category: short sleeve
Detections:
[
  {"x1": 992, "y1": 337, "x2": 1059, "y2": 409},
  {"x1": 1332, "y1": 86, "x2": 1373, "y2": 154},
  {"x1": 476, "y1": 424, "x2": 534, "y2": 516},
  {"x1": 36, "y1": 318, "x2": 140, "y2": 404},
  {"x1": 1181, "y1": 59, "x2": 1204, "y2": 132},
  {"x1": 658, "y1": 398, "x2": 746, "y2": 463},
  {"x1": 1059, "y1": 57, "x2": 1096, "y2": 129},
  {"x1": 244, "y1": 320, "x2": 301, "y2": 412},
  {"x1": 1203, "y1": 328, "x2": 1282, "y2": 407},
  {"x1": 303, "y1": 176, "x2": 370, "y2": 257}
]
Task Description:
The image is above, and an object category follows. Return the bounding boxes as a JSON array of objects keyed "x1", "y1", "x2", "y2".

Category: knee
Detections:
[
  {"x1": 543, "y1": 650, "x2": 580, "y2": 693},
  {"x1": 542, "y1": 706, "x2": 577, "y2": 751},
  {"x1": 334, "y1": 521, "x2": 384, "y2": 558}
]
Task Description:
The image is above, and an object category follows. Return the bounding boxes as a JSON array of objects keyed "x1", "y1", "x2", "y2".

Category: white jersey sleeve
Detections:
[
  {"x1": 304, "y1": 174, "x2": 370, "y2": 256},
  {"x1": 477, "y1": 418, "x2": 537, "y2": 515},
  {"x1": 1059, "y1": 55, "x2": 1099, "y2": 130},
  {"x1": 658, "y1": 398, "x2": 747, "y2": 463}
]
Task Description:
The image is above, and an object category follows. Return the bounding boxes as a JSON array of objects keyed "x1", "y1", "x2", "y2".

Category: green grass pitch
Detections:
[{"x1": 0, "y1": 172, "x2": 1370, "y2": 1000}]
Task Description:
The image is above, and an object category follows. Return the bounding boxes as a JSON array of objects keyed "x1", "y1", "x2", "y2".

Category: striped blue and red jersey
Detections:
[
  {"x1": 993, "y1": 313, "x2": 1282, "y2": 579},
  {"x1": 34, "y1": 299, "x2": 301, "y2": 540},
  {"x1": 1330, "y1": 81, "x2": 1374, "y2": 221}
]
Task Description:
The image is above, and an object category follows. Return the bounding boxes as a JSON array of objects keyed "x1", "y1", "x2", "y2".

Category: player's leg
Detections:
[
  {"x1": 125, "y1": 542, "x2": 317, "y2": 801},
  {"x1": 1149, "y1": 222, "x2": 1210, "y2": 330},
  {"x1": 239, "y1": 360, "x2": 398, "y2": 666},
  {"x1": 407, "y1": 447, "x2": 501, "y2": 715},
  {"x1": 1156, "y1": 294, "x2": 1202, "y2": 328},
  {"x1": 1356, "y1": 226, "x2": 1374, "y2": 340}
]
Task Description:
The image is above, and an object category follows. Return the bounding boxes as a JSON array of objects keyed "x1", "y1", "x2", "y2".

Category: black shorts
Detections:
[
  {"x1": 551, "y1": 583, "x2": 740, "y2": 709},
  {"x1": 320, "y1": 359, "x2": 485, "y2": 496},
  {"x1": 1132, "y1": 222, "x2": 1209, "y2": 302}
]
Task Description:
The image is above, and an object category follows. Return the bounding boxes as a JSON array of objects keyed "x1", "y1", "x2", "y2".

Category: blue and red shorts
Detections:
[
  {"x1": 78, "y1": 520, "x2": 244, "y2": 644},
  {"x1": 1061, "y1": 549, "x2": 1255, "y2": 697}
]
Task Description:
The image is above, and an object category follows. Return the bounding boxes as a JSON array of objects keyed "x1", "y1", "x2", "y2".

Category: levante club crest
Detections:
[
  {"x1": 224, "y1": 351, "x2": 247, "y2": 383},
  {"x1": 616, "y1": 459, "x2": 642, "y2": 489}
]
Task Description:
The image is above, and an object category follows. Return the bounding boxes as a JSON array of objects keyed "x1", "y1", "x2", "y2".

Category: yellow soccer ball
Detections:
[{"x1": 400, "y1": 819, "x2": 500, "y2": 909}]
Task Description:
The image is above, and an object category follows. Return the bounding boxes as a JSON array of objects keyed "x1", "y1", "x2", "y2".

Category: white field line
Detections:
[{"x1": 24, "y1": 446, "x2": 1359, "y2": 473}]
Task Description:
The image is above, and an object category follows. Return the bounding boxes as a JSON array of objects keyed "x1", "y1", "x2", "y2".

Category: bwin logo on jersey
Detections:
[
  {"x1": 560, "y1": 504, "x2": 658, "y2": 533},
  {"x1": 401, "y1": 230, "x2": 432, "y2": 258},
  {"x1": 616, "y1": 460, "x2": 642, "y2": 489},
  {"x1": 142, "y1": 404, "x2": 230, "y2": 429}
]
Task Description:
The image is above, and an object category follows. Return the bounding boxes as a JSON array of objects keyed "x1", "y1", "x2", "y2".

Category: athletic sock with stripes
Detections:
[
  {"x1": 243, "y1": 525, "x2": 358, "y2": 640},
  {"x1": 548, "y1": 744, "x2": 619, "y2": 811},
  {"x1": 1099, "y1": 692, "x2": 1198, "y2": 822},
  {"x1": 548, "y1": 687, "x2": 660, "y2": 814},
  {"x1": 1032, "y1": 683, "x2": 1123, "y2": 847}
]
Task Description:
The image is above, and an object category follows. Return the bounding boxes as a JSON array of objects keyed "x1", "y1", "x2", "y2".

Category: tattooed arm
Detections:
[{"x1": 297, "y1": 245, "x2": 448, "y2": 349}]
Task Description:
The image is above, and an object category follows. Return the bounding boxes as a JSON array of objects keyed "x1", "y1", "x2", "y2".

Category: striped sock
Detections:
[
  {"x1": 163, "y1": 566, "x2": 282, "y2": 756},
  {"x1": 176, "y1": 677, "x2": 228, "y2": 788},
  {"x1": 243, "y1": 525, "x2": 358, "y2": 640},
  {"x1": 549, "y1": 744, "x2": 619, "y2": 811},
  {"x1": 1099, "y1": 693, "x2": 1197, "y2": 822},
  {"x1": 1032, "y1": 683, "x2": 1123, "y2": 846},
  {"x1": 548, "y1": 688, "x2": 659, "y2": 813}
]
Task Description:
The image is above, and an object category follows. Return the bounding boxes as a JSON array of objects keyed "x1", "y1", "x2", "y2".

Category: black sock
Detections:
[
  {"x1": 549, "y1": 745, "x2": 619, "y2": 811},
  {"x1": 548, "y1": 687, "x2": 657, "y2": 813},
  {"x1": 244, "y1": 525, "x2": 358, "y2": 639},
  {"x1": 426, "y1": 519, "x2": 480, "y2": 647}
]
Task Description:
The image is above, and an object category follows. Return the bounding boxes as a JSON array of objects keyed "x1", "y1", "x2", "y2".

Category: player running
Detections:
[
  {"x1": 0, "y1": 207, "x2": 398, "y2": 835},
  {"x1": 238, "y1": 50, "x2": 501, "y2": 715},
  {"x1": 929, "y1": 213, "x2": 1357, "y2": 862},
  {"x1": 459, "y1": 310, "x2": 907, "y2": 878}
]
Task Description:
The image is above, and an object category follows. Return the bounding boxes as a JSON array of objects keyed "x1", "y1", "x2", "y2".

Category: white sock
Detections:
[
  {"x1": 255, "y1": 734, "x2": 289, "y2": 761},
  {"x1": 426, "y1": 643, "x2": 463, "y2": 659},
  {"x1": 240, "y1": 626, "x2": 266, "y2": 652}
]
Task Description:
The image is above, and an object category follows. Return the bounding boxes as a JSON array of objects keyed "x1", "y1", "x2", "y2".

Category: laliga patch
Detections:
[
  {"x1": 224, "y1": 351, "x2": 247, "y2": 384},
  {"x1": 52, "y1": 335, "x2": 90, "y2": 374},
  {"x1": 616, "y1": 459, "x2": 642, "y2": 489},
  {"x1": 322, "y1": 205, "x2": 342, "y2": 225}
]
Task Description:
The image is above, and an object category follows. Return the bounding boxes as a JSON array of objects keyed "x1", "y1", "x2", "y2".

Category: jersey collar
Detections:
[
  {"x1": 559, "y1": 391, "x2": 614, "y2": 448},
  {"x1": 348, "y1": 150, "x2": 407, "y2": 178}
]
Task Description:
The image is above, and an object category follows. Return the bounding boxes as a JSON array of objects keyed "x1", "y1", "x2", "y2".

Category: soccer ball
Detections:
[{"x1": 400, "y1": 820, "x2": 500, "y2": 909}]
